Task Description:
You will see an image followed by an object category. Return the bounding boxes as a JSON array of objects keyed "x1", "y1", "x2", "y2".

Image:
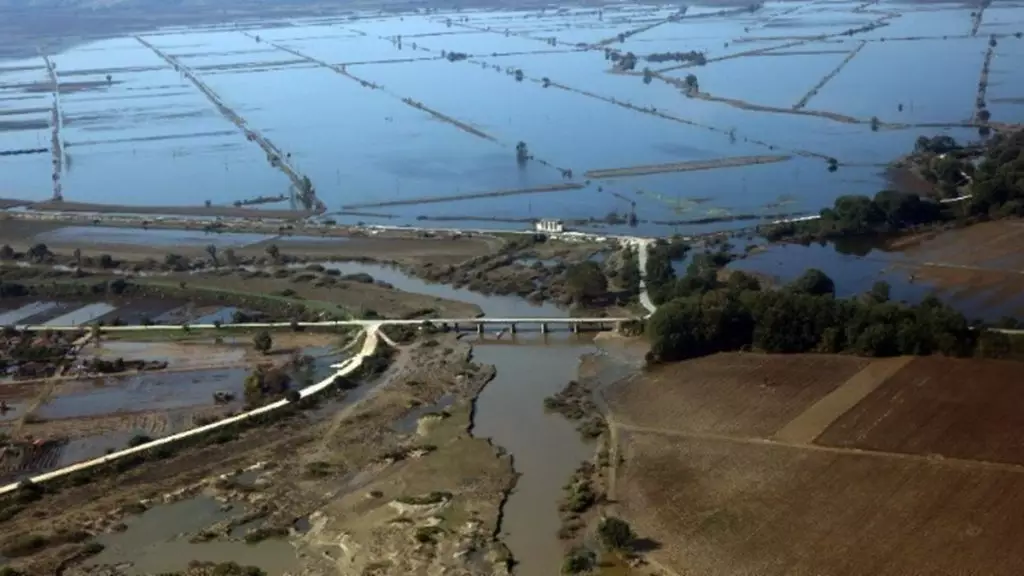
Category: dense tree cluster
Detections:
[
  {"x1": 766, "y1": 129, "x2": 1024, "y2": 242},
  {"x1": 646, "y1": 264, "x2": 1007, "y2": 363},
  {"x1": 969, "y1": 129, "x2": 1024, "y2": 217}
]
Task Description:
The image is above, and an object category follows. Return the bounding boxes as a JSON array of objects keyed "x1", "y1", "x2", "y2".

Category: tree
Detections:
[
  {"x1": 565, "y1": 261, "x2": 608, "y2": 303},
  {"x1": 868, "y1": 280, "x2": 891, "y2": 303},
  {"x1": 561, "y1": 547, "x2": 595, "y2": 574},
  {"x1": 515, "y1": 141, "x2": 529, "y2": 164},
  {"x1": 598, "y1": 517, "x2": 636, "y2": 550},
  {"x1": 223, "y1": 248, "x2": 238, "y2": 267},
  {"x1": 619, "y1": 248, "x2": 640, "y2": 296},
  {"x1": 73, "y1": 248, "x2": 82, "y2": 267},
  {"x1": 27, "y1": 243, "x2": 50, "y2": 263},
  {"x1": 790, "y1": 269, "x2": 835, "y2": 297},
  {"x1": 683, "y1": 73, "x2": 699, "y2": 93},
  {"x1": 265, "y1": 244, "x2": 280, "y2": 262},
  {"x1": 0, "y1": 245, "x2": 13, "y2": 260},
  {"x1": 285, "y1": 389, "x2": 301, "y2": 403},
  {"x1": 253, "y1": 331, "x2": 273, "y2": 355},
  {"x1": 206, "y1": 244, "x2": 218, "y2": 266}
]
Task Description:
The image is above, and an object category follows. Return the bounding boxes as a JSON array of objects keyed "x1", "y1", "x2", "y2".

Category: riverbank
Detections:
[{"x1": 0, "y1": 330, "x2": 522, "y2": 575}]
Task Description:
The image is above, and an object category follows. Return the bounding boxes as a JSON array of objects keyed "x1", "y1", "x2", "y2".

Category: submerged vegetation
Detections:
[
  {"x1": 765, "y1": 129, "x2": 1024, "y2": 242},
  {"x1": 645, "y1": 251, "x2": 1020, "y2": 364}
]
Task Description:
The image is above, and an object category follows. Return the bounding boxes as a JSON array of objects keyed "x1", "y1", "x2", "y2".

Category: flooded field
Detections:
[
  {"x1": 729, "y1": 221, "x2": 1024, "y2": 320},
  {"x1": 87, "y1": 496, "x2": 299, "y2": 575},
  {"x1": 1, "y1": 1, "x2": 1021, "y2": 235}
]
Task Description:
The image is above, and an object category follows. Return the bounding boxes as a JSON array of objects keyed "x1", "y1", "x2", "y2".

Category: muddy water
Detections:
[
  {"x1": 470, "y1": 335, "x2": 595, "y2": 576},
  {"x1": 88, "y1": 496, "x2": 299, "y2": 575},
  {"x1": 37, "y1": 368, "x2": 246, "y2": 419},
  {"x1": 317, "y1": 261, "x2": 566, "y2": 317}
]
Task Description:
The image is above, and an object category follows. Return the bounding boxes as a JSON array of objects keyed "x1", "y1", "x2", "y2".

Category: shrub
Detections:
[
  {"x1": 598, "y1": 517, "x2": 636, "y2": 550},
  {"x1": 561, "y1": 546, "x2": 595, "y2": 574}
]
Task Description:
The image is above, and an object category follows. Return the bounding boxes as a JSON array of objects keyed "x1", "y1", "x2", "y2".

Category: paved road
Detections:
[
  {"x1": 632, "y1": 238, "x2": 657, "y2": 314},
  {"x1": 17, "y1": 317, "x2": 639, "y2": 333},
  {"x1": 0, "y1": 325, "x2": 382, "y2": 495}
]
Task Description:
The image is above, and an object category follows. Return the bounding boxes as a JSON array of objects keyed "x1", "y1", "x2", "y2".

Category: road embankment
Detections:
[{"x1": 584, "y1": 155, "x2": 791, "y2": 179}]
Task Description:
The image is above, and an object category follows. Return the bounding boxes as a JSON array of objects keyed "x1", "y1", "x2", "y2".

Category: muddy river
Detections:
[{"x1": 471, "y1": 336, "x2": 596, "y2": 575}]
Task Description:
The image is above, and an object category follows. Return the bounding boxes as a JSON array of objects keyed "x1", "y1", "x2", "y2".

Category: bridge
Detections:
[
  {"x1": 0, "y1": 239, "x2": 659, "y2": 495},
  {"x1": 16, "y1": 316, "x2": 641, "y2": 335}
]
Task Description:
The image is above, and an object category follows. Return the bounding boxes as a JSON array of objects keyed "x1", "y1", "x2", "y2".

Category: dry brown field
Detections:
[
  {"x1": 603, "y1": 352, "x2": 871, "y2": 438},
  {"x1": 817, "y1": 357, "x2": 1024, "y2": 465},
  {"x1": 609, "y1": 354, "x2": 1024, "y2": 576},
  {"x1": 617, "y1": 431, "x2": 1024, "y2": 576}
]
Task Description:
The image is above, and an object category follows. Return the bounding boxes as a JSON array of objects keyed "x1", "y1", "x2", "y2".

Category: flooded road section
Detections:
[
  {"x1": 87, "y1": 496, "x2": 299, "y2": 575},
  {"x1": 470, "y1": 336, "x2": 595, "y2": 575}
]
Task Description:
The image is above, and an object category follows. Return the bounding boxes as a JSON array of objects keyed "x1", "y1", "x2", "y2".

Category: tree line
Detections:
[
  {"x1": 645, "y1": 249, "x2": 1019, "y2": 363},
  {"x1": 766, "y1": 129, "x2": 1024, "y2": 242}
]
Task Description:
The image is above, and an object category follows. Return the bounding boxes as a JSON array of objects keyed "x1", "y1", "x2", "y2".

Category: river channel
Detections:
[
  {"x1": 72, "y1": 258, "x2": 601, "y2": 575},
  {"x1": 356, "y1": 259, "x2": 598, "y2": 574}
]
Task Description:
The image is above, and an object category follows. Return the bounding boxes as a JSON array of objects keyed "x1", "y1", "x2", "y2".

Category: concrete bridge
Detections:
[{"x1": 15, "y1": 316, "x2": 642, "y2": 335}]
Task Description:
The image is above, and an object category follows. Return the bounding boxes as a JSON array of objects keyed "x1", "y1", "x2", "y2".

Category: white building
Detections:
[{"x1": 535, "y1": 219, "x2": 564, "y2": 233}]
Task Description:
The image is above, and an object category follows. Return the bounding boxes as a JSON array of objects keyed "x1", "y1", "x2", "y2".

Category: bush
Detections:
[
  {"x1": 598, "y1": 517, "x2": 636, "y2": 550},
  {"x1": 285, "y1": 389, "x2": 301, "y2": 403},
  {"x1": 128, "y1": 434, "x2": 152, "y2": 448},
  {"x1": 561, "y1": 546, "x2": 595, "y2": 574}
]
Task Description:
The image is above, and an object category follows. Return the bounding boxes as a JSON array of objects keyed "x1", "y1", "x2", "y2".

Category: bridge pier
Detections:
[
  {"x1": 572, "y1": 323, "x2": 579, "y2": 334},
  {"x1": 476, "y1": 323, "x2": 484, "y2": 334},
  {"x1": 540, "y1": 322, "x2": 548, "y2": 334},
  {"x1": 510, "y1": 323, "x2": 517, "y2": 334},
  {"x1": 452, "y1": 322, "x2": 459, "y2": 333}
]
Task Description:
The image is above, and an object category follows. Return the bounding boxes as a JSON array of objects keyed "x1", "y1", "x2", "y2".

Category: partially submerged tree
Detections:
[{"x1": 253, "y1": 330, "x2": 273, "y2": 355}]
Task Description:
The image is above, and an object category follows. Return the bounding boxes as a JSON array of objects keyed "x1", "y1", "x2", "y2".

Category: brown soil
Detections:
[
  {"x1": 817, "y1": 356, "x2": 1024, "y2": 465},
  {"x1": 617, "y1": 430, "x2": 1024, "y2": 576},
  {"x1": 604, "y1": 353, "x2": 872, "y2": 438}
]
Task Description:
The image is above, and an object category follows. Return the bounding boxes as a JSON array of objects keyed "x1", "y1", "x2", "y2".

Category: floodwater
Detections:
[
  {"x1": 728, "y1": 239, "x2": 1024, "y2": 321},
  {"x1": 37, "y1": 367, "x2": 246, "y2": 419},
  {"x1": 2, "y1": 1, "x2": 1020, "y2": 236},
  {"x1": 318, "y1": 260, "x2": 566, "y2": 317},
  {"x1": 41, "y1": 302, "x2": 117, "y2": 326},
  {"x1": 35, "y1": 225, "x2": 275, "y2": 248},
  {"x1": 471, "y1": 336, "x2": 596, "y2": 576},
  {"x1": 88, "y1": 496, "x2": 299, "y2": 575},
  {"x1": 0, "y1": 301, "x2": 58, "y2": 325}
]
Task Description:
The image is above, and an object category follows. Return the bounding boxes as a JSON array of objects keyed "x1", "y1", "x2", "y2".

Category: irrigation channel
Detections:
[{"x1": 3, "y1": 243, "x2": 656, "y2": 575}]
